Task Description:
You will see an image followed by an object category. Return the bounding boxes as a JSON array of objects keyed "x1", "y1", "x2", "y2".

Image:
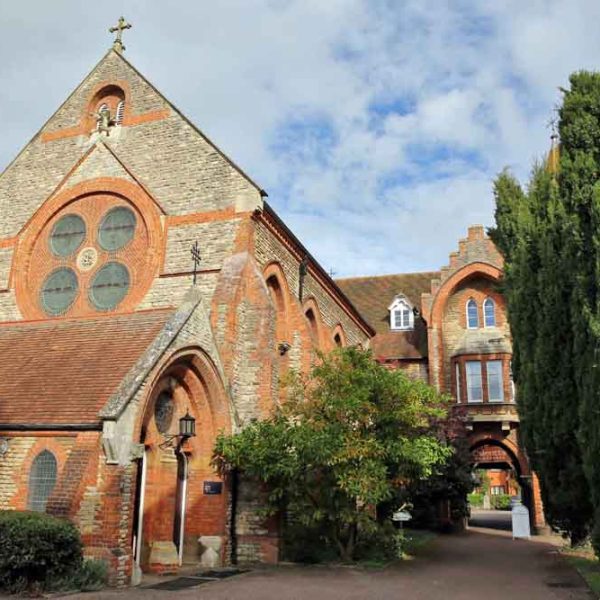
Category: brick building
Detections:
[
  {"x1": 337, "y1": 225, "x2": 545, "y2": 530},
  {"x1": 0, "y1": 41, "x2": 373, "y2": 583}
]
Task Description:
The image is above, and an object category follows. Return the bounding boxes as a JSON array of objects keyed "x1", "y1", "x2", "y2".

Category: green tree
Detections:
[
  {"x1": 489, "y1": 72, "x2": 600, "y2": 544},
  {"x1": 213, "y1": 347, "x2": 451, "y2": 561}
]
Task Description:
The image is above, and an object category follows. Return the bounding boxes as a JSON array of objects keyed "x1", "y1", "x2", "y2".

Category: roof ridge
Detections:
[{"x1": 336, "y1": 270, "x2": 440, "y2": 282}]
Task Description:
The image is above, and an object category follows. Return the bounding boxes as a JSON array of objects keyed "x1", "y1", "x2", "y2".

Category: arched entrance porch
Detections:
[{"x1": 131, "y1": 348, "x2": 232, "y2": 575}]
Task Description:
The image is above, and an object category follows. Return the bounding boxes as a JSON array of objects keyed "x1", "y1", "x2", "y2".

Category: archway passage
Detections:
[
  {"x1": 132, "y1": 350, "x2": 231, "y2": 574},
  {"x1": 469, "y1": 442, "x2": 521, "y2": 531}
]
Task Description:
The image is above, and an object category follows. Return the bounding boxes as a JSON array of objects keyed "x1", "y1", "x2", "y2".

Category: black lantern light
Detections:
[{"x1": 179, "y1": 410, "x2": 196, "y2": 439}]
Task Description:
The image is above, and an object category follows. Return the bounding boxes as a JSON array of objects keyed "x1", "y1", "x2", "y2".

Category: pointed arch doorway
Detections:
[{"x1": 131, "y1": 350, "x2": 232, "y2": 575}]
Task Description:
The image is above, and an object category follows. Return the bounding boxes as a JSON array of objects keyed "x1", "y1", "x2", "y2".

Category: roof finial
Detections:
[{"x1": 109, "y1": 16, "x2": 132, "y2": 53}]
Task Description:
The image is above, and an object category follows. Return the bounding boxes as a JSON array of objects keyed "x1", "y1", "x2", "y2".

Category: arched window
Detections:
[
  {"x1": 333, "y1": 333, "x2": 343, "y2": 348},
  {"x1": 483, "y1": 298, "x2": 496, "y2": 327},
  {"x1": 116, "y1": 100, "x2": 125, "y2": 125},
  {"x1": 305, "y1": 308, "x2": 319, "y2": 346},
  {"x1": 28, "y1": 450, "x2": 57, "y2": 512},
  {"x1": 466, "y1": 299, "x2": 478, "y2": 329}
]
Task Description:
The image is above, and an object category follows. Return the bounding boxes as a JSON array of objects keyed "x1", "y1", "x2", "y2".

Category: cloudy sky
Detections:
[{"x1": 2, "y1": 1, "x2": 600, "y2": 277}]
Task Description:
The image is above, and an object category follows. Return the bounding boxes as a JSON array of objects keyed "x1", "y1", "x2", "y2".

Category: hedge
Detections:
[{"x1": 0, "y1": 510, "x2": 83, "y2": 593}]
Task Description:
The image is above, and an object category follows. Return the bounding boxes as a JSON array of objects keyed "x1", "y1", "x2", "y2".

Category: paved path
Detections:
[
  {"x1": 64, "y1": 528, "x2": 593, "y2": 600},
  {"x1": 469, "y1": 508, "x2": 512, "y2": 531}
]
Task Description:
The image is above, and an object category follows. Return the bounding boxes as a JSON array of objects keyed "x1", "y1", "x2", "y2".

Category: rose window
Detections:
[{"x1": 24, "y1": 192, "x2": 154, "y2": 318}]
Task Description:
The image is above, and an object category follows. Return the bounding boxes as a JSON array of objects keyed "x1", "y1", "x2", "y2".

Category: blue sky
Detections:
[{"x1": 2, "y1": 0, "x2": 600, "y2": 277}]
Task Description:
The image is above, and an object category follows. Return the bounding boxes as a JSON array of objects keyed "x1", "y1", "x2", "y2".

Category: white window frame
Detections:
[
  {"x1": 465, "y1": 360, "x2": 483, "y2": 403},
  {"x1": 455, "y1": 362, "x2": 461, "y2": 403},
  {"x1": 466, "y1": 299, "x2": 479, "y2": 329},
  {"x1": 483, "y1": 297, "x2": 496, "y2": 328},
  {"x1": 388, "y1": 297, "x2": 414, "y2": 331},
  {"x1": 487, "y1": 360, "x2": 504, "y2": 402}
]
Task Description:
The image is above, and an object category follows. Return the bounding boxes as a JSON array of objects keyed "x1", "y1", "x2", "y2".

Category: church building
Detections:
[{"x1": 0, "y1": 24, "x2": 373, "y2": 584}]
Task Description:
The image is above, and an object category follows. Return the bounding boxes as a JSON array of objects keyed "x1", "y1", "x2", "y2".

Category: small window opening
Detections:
[{"x1": 116, "y1": 100, "x2": 125, "y2": 125}]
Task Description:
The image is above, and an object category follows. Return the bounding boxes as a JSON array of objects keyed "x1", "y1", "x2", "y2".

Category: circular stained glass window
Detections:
[
  {"x1": 98, "y1": 207, "x2": 136, "y2": 251},
  {"x1": 89, "y1": 262, "x2": 130, "y2": 311},
  {"x1": 50, "y1": 214, "x2": 86, "y2": 257},
  {"x1": 41, "y1": 268, "x2": 78, "y2": 315},
  {"x1": 154, "y1": 392, "x2": 174, "y2": 434}
]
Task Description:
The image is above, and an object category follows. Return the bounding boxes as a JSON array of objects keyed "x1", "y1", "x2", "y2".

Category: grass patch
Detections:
[{"x1": 562, "y1": 549, "x2": 600, "y2": 597}]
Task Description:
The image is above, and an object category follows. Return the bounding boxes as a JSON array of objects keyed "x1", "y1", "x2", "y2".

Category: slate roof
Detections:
[
  {"x1": 0, "y1": 309, "x2": 172, "y2": 426},
  {"x1": 336, "y1": 272, "x2": 438, "y2": 360}
]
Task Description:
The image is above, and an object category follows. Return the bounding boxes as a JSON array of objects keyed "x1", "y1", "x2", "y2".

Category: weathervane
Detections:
[
  {"x1": 109, "y1": 16, "x2": 132, "y2": 53},
  {"x1": 191, "y1": 241, "x2": 201, "y2": 286}
]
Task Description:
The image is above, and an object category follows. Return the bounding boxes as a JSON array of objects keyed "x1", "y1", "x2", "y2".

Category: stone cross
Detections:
[{"x1": 109, "y1": 16, "x2": 132, "y2": 53}]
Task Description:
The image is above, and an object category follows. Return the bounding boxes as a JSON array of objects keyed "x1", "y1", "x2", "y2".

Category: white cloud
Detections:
[{"x1": 2, "y1": 0, "x2": 600, "y2": 276}]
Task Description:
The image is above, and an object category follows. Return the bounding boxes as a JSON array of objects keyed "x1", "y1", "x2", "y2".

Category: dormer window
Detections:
[{"x1": 389, "y1": 297, "x2": 414, "y2": 330}]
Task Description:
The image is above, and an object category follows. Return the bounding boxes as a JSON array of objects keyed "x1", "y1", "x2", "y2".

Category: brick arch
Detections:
[
  {"x1": 429, "y1": 262, "x2": 503, "y2": 328},
  {"x1": 12, "y1": 177, "x2": 165, "y2": 319},
  {"x1": 302, "y1": 296, "x2": 323, "y2": 349},
  {"x1": 263, "y1": 261, "x2": 292, "y2": 343},
  {"x1": 469, "y1": 433, "x2": 529, "y2": 478},
  {"x1": 332, "y1": 323, "x2": 347, "y2": 348},
  {"x1": 12, "y1": 437, "x2": 71, "y2": 511},
  {"x1": 134, "y1": 346, "x2": 231, "y2": 444}
]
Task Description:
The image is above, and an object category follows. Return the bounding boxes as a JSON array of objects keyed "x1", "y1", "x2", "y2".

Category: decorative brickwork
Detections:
[{"x1": 0, "y1": 44, "x2": 373, "y2": 585}]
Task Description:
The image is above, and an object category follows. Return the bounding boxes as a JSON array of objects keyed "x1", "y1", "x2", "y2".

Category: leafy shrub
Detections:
[
  {"x1": 490, "y1": 494, "x2": 512, "y2": 511},
  {"x1": 53, "y1": 559, "x2": 108, "y2": 593},
  {"x1": 468, "y1": 493, "x2": 484, "y2": 508},
  {"x1": 354, "y1": 522, "x2": 405, "y2": 563},
  {"x1": 0, "y1": 510, "x2": 83, "y2": 593}
]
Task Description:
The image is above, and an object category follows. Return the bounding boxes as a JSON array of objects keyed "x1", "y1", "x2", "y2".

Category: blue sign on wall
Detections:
[{"x1": 203, "y1": 481, "x2": 223, "y2": 495}]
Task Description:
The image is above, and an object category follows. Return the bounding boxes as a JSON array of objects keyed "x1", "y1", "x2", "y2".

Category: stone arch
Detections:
[{"x1": 132, "y1": 346, "x2": 231, "y2": 574}]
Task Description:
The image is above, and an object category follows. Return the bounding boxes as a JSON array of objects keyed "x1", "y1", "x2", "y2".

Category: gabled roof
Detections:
[
  {"x1": 0, "y1": 309, "x2": 172, "y2": 427},
  {"x1": 336, "y1": 272, "x2": 438, "y2": 360},
  {"x1": 0, "y1": 48, "x2": 263, "y2": 240}
]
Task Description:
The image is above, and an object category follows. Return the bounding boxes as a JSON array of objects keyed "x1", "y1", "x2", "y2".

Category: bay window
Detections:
[{"x1": 465, "y1": 361, "x2": 483, "y2": 403}]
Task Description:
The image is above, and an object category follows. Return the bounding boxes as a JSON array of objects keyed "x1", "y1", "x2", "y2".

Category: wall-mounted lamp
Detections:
[{"x1": 159, "y1": 411, "x2": 196, "y2": 450}]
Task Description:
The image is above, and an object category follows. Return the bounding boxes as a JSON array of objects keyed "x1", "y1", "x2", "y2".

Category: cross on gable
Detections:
[{"x1": 109, "y1": 16, "x2": 132, "y2": 53}]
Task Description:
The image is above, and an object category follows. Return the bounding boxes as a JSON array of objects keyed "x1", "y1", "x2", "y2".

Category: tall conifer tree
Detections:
[{"x1": 490, "y1": 72, "x2": 600, "y2": 541}]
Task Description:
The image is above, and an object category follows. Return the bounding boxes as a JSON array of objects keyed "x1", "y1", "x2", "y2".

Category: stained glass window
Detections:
[
  {"x1": 50, "y1": 214, "x2": 86, "y2": 257},
  {"x1": 28, "y1": 451, "x2": 57, "y2": 512},
  {"x1": 41, "y1": 268, "x2": 78, "y2": 315},
  {"x1": 98, "y1": 207, "x2": 136, "y2": 251},
  {"x1": 154, "y1": 392, "x2": 174, "y2": 434},
  {"x1": 89, "y1": 262, "x2": 130, "y2": 310}
]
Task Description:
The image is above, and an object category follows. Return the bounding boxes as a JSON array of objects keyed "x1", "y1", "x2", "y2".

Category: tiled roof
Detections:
[
  {"x1": 0, "y1": 309, "x2": 172, "y2": 426},
  {"x1": 336, "y1": 272, "x2": 438, "y2": 359}
]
